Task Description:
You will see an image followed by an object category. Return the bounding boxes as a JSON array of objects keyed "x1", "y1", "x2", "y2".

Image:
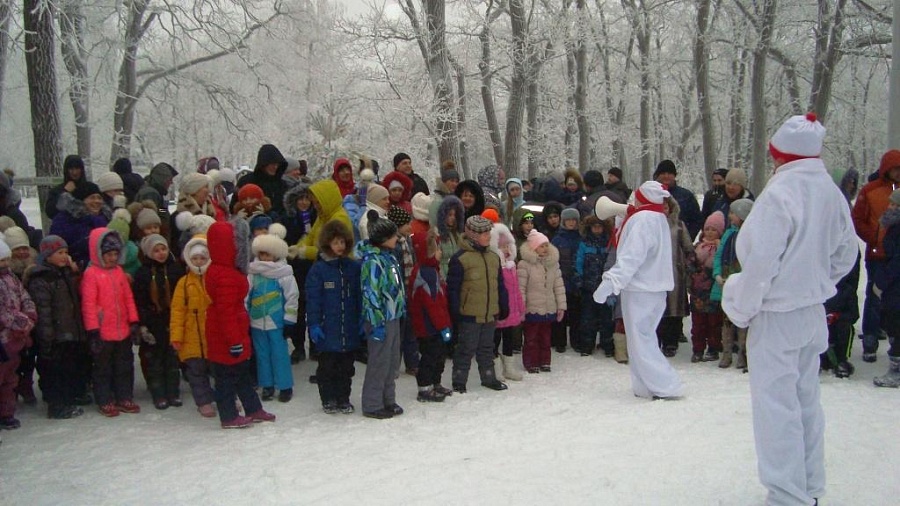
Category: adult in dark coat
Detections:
[
  {"x1": 393, "y1": 152, "x2": 429, "y2": 196},
  {"x1": 605, "y1": 167, "x2": 632, "y2": 202},
  {"x1": 45, "y1": 155, "x2": 90, "y2": 219},
  {"x1": 653, "y1": 160, "x2": 702, "y2": 240},
  {"x1": 233, "y1": 144, "x2": 288, "y2": 219},
  {"x1": 576, "y1": 170, "x2": 626, "y2": 218},
  {"x1": 112, "y1": 158, "x2": 145, "y2": 204},
  {"x1": 0, "y1": 171, "x2": 40, "y2": 247},
  {"x1": 700, "y1": 168, "x2": 729, "y2": 223},
  {"x1": 48, "y1": 182, "x2": 110, "y2": 270}
]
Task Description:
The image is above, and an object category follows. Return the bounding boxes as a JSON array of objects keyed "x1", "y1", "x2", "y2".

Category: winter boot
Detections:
[
  {"x1": 278, "y1": 388, "x2": 293, "y2": 403},
  {"x1": 480, "y1": 365, "x2": 508, "y2": 390},
  {"x1": 221, "y1": 415, "x2": 253, "y2": 429},
  {"x1": 834, "y1": 361, "x2": 855, "y2": 379},
  {"x1": 873, "y1": 356, "x2": 900, "y2": 388},
  {"x1": 719, "y1": 327, "x2": 734, "y2": 368},
  {"x1": 261, "y1": 387, "x2": 275, "y2": 401},
  {"x1": 500, "y1": 355, "x2": 523, "y2": 381},
  {"x1": 417, "y1": 387, "x2": 447, "y2": 403},
  {"x1": 862, "y1": 334, "x2": 879, "y2": 363},
  {"x1": 246, "y1": 409, "x2": 276, "y2": 423},
  {"x1": 197, "y1": 404, "x2": 216, "y2": 418},
  {"x1": 735, "y1": 329, "x2": 748, "y2": 371},
  {"x1": 15, "y1": 380, "x2": 37, "y2": 405},
  {"x1": 433, "y1": 384, "x2": 453, "y2": 397},
  {"x1": 613, "y1": 333, "x2": 629, "y2": 364}
]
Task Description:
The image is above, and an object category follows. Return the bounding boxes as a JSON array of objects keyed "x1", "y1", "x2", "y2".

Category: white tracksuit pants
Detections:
[
  {"x1": 747, "y1": 305, "x2": 826, "y2": 506},
  {"x1": 620, "y1": 290, "x2": 684, "y2": 398}
]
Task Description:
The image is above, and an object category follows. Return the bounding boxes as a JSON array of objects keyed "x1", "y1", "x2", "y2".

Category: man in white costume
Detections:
[
  {"x1": 593, "y1": 181, "x2": 684, "y2": 399},
  {"x1": 722, "y1": 113, "x2": 858, "y2": 506}
]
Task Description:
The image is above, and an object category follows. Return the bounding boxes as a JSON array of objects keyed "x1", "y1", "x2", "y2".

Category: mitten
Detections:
[
  {"x1": 141, "y1": 326, "x2": 156, "y2": 345},
  {"x1": 309, "y1": 325, "x2": 325, "y2": 345},
  {"x1": 229, "y1": 343, "x2": 244, "y2": 357},
  {"x1": 371, "y1": 325, "x2": 386, "y2": 342},
  {"x1": 283, "y1": 324, "x2": 296, "y2": 340},
  {"x1": 826, "y1": 312, "x2": 840, "y2": 326},
  {"x1": 593, "y1": 282, "x2": 613, "y2": 304},
  {"x1": 129, "y1": 323, "x2": 142, "y2": 345},
  {"x1": 440, "y1": 328, "x2": 452, "y2": 343}
]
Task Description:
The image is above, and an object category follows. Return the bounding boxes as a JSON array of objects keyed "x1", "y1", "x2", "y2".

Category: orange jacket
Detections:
[{"x1": 853, "y1": 150, "x2": 900, "y2": 261}]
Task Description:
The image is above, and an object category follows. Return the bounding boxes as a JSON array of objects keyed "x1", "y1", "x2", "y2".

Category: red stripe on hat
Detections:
[{"x1": 769, "y1": 142, "x2": 819, "y2": 164}]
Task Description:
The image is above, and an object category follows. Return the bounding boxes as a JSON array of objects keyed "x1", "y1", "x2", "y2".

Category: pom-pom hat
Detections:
[{"x1": 769, "y1": 112, "x2": 826, "y2": 162}]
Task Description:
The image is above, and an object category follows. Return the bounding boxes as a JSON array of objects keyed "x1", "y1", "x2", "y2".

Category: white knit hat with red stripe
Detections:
[
  {"x1": 635, "y1": 181, "x2": 670, "y2": 205},
  {"x1": 769, "y1": 112, "x2": 826, "y2": 160}
]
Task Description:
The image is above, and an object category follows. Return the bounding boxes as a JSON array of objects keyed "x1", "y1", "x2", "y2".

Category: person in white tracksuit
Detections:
[
  {"x1": 722, "y1": 113, "x2": 858, "y2": 506},
  {"x1": 593, "y1": 181, "x2": 684, "y2": 399}
]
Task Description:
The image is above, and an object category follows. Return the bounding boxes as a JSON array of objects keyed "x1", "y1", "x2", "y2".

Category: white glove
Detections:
[
  {"x1": 873, "y1": 284, "x2": 883, "y2": 298},
  {"x1": 505, "y1": 260, "x2": 516, "y2": 269},
  {"x1": 593, "y1": 283, "x2": 613, "y2": 304}
]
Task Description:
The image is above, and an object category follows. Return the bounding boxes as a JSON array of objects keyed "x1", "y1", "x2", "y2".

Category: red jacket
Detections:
[
  {"x1": 853, "y1": 150, "x2": 900, "y2": 261},
  {"x1": 204, "y1": 220, "x2": 252, "y2": 365},
  {"x1": 407, "y1": 232, "x2": 451, "y2": 338}
]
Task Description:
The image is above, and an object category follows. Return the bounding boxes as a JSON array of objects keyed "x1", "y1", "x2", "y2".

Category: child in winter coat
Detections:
[
  {"x1": 447, "y1": 215, "x2": 510, "y2": 393},
  {"x1": 551, "y1": 208, "x2": 582, "y2": 353},
  {"x1": 518, "y1": 230, "x2": 566, "y2": 373},
  {"x1": 409, "y1": 229, "x2": 454, "y2": 401},
  {"x1": 282, "y1": 183, "x2": 318, "y2": 362},
  {"x1": 713, "y1": 198, "x2": 753, "y2": 370},
  {"x1": 874, "y1": 189, "x2": 900, "y2": 387},
  {"x1": 382, "y1": 171, "x2": 414, "y2": 214},
  {"x1": 575, "y1": 215, "x2": 613, "y2": 356},
  {"x1": 80, "y1": 228, "x2": 141, "y2": 417},
  {"x1": 205, "y1": 219, "x2": 275, "y2": 428},
  {"x1": 0, "y1": 239, "x2": 38, "y2": 429},
  {"x1": 25, "y1": 236, "x2": 90, "y2": 419},
  {"x1": 358, "y1": 210, "x2": 407, "y2": 419},
  {"x1": 2, "y1": 226, "x2": 39, "y2": 405},
  {"x1": 491, "y1": 223, "x2": 525, "y2": 381},
  {"x1": 388, "y1": 205, "x2": 418, "y2": 375},
  {"x1": 821, "y1": 253, "x2": 860, "y2": 378},
  {"x1": 134, "y1": 234, "x2": 185, "y2": 409},
  {"x1": 306, "y1": 221, "x2": 362, "y2": 414},
  {"x1": 170, "y1": 235, "x2": 216, "y2": 417},
  {"x1": 434, "y1": 195, "x2": 465, "y2": 278},
  {"x1": 689, "y1": 211, "x2": 726, "y2": 363},
  {"x1": 248, "y1": 231, "x2": 299, "y2": 403}
]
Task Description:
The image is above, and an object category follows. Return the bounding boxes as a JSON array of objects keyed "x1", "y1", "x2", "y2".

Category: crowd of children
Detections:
[{"x1": 2, "y1": 146, "x2": 899, "y2": 432}]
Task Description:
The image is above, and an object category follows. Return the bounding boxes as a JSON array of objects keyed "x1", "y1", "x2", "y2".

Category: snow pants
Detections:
[
  {"x1": 362, "y1": 319, "x2": 400, "y2": 413},
  {"x1": 141, "y1": 340, "x2": 181, "y2": 402},
  {"x1": 523, "y1": 321, "x2": 552, "y2": 370},
  {"x1": 38, "y1": 342, "x2": 90, "y2": 409},
  {"x1": 620, "y1": 290, "x2": 684, "y2": 398},
  {"x1": 251, "y1": 328, "x2": 294, "y2": 391},
  {"x1": 92, "y1": 339, "x2": 135, "y2": 406},
  {"x1": 551, "y1": 293, "x2": 580, "y2": 350},
  {"x1": 400, "y1": 317, "x2": 420, "y2": 372},
  {"x1": 183, "y1": 358, "x2": 215, "y2": 407},
  {"x1": 317, "y1": 351, "x2": 356, "y2": 405},
  {"x1": 416, "y1": 335, "x2": 446, "y2": 387},
  {"x1": 691, "y1": 310, "x2": 724, "y2": 354},
  {"x1": 0, "y1": 354, "x2": 20, "y2": 418},
  {"x1": 747, "y1": 305, "x2": 826, "y2": 506},
  {"x1": 452, "y1": 321, "x2": 498, "y2": 387},
  {"x1": 578, "y1": 294, "x2": 614, "y2": 354},
  {"x1": 861, "y1": 259, "x2": 884, "y2": 354},
  {"x1": 211, "y1": 359, "x2": 263, "y2": 423}
]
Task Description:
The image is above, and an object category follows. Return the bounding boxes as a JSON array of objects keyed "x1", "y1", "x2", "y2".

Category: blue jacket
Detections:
[
  {"x1": 551, "y1": 227, "x2": 581, "y2": 295},
  {"x1": 875, "y1": 209, "x2": 900, "y2": 319},
  {"x1": 305, "y1": 254, "x2": 363, "y2": 352},
  {"x1": 575, "y1": 231, "x2": 609, "y2": 292},
  {"x1": 668, "y1": 183, "x2": 702, "y2": 240}
]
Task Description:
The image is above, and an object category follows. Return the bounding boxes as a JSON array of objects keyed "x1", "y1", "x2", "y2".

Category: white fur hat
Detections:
[
  {"x1": 635, "y1": 180, "x2": 671, "y2": 205},
  {"x1": 268, "y1": 222, "x2": 287, "y2": 240},
  {"x1": 769, "y1": 112, "x2": 826, "y2": 159},
  {"x1": 411, "y1": 192, "x2": 432, "y2": 221},
  {"x1": 0, "y1": 238, "x2": 11, "y2": 260},
  {"x1": 252, "y1": 233, "x2": 289, "y2": 261},
  {"x1": 179, "y1": 173, "x2": 210, "y2": 196},
  {"x1": 2, "y1": 226, "x2": 29, "y2": 250},
  {"x1": 218, "y1": 168, "x2": 236, "y2": 183}
]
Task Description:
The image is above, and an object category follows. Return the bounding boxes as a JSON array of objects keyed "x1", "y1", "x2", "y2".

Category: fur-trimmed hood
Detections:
[
  {"x1": 519, "y1": 239, "x2": 560, "y2": 266},
  {"x1": 436, "y1": 195, "x2": 465, "y2": 237},
  {"x1": 490, "y1": 222, "x2": 517, "y2": 266},
  {"x1": 454, "y1": 180, "x2": 486, "y2": 218},
  {"x1": 208, "y1": 218, "x2": 250, "y2": 274},
  {"x1": 283, "y1": 181, "x2": 313, "y2": 218},
  {"x1": 382, "y1": 170, "x2": 413, "y2": 202},
  {"x1": 182, "y1": 234, "x2": 211, "y2": 275}
]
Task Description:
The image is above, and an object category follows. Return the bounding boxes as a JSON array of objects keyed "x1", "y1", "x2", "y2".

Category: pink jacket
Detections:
[
  {"x1": 491, "y1": 224, "x2": 525, "y2": 329},
  {"x1": 81, "y1": 228, "x2": 139, "y2": 341},
  {"x1": 0, "y1": 269, "x2": 37, "y2": 355}
]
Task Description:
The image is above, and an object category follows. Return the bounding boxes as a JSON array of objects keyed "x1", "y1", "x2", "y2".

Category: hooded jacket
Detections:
[
  {"x1": 332, "y1": 157, "x2": 356, "y2": 198},
  {"x1": 435, "y1": 195, "x2": 465, "y2": 277},
  {"x1": 874, "y1": 208, "x2": 900, "y2": 328},
  {"x1": 358, "y1": 241, "x2": 407, "y2": 327},
  {"x1": 112, "y1": 158, "x2": 145, "y2": 203},
  {"x1": 407, "y1": 232, "x2": 451, "y2": 337},
  {"x1": 305, "y1": 251, "x2": 363, "y2": 353},
  {"x1": 852, "y1": 150, "x2": 900, "y2": 261},
  {"x1": 281, "y1": 182, "x2": 317, "y2": 246},
  {"x1": 204, "y1": 219, "x2": 253, "y2": 365},
  {"x1": 25, "y1": 258, "x2": 86, "y2": 356},
  {"x1": 454, "y1": 180, "x2": 486, "y2": 219},
  {"x1": 293, "y1": 180, "x2": 354, "y2": 261},
  {"x1": 491, "y1": 223, "x2": 525, "y2": 329},
  {"x1": 135, "y1": 163, "x2": 178, "y2": 211},
  {"x1": 517, "y1": 241, "x2": 566, "y2": 320},
  {"x1": 0, "y1": 266, "x2": 37, "y2": 355},
  {"x1": 234, "y1": 144, "x2": 289, "y2": 218},
  {"x1": 247, "y1": 258, "x2": 299, "y2": 330},
  {"x1": 551, "y1": 226, "x2": 582, "y2": 295},
  {"x1": 49, "y1": 193, "x2": 111, "y2": 270},
  {"x1": 382, "y1": 170, "x2": 414, "y2": 214},
  {"x1": 170, "y1": 235, "x2": 212, "y2": 361},
  {"x1": 45, "y1": 162, "x2": 90, "y2": 219},
  {"x1": 80, "y1": 228, "x2": 139, "y2": 341}
]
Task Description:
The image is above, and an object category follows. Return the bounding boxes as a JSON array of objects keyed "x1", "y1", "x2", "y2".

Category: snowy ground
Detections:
[{"x1": 3, "y1": 198, "x2": 899, "y2": 505}]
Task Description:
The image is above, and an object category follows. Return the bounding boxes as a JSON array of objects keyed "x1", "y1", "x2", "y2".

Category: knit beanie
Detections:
[
  {"x1": 481, "y1": 208, "x2": 500, "y2": 223},
  {"x1": 465, "y1": 215, "x2": 493, "y2": 234},
  {"x1": 2, "y1": 226, "x2": 29, "y2": 250},
  {"x1": 635, "y1": 181, "x2": 671, "y2": 205},
  {"x1": 441, "y1": 168, "x2": 460, "y2": 182},
  {"x1": 0, "y1": 216, "x2": 14, "y2": 232},
  {"x1": 526, "y1": 229, "x2": 549, "y2": 251},
  {"x1": 393, "y1": 152, "x2": 411, "y2": 169},
  {"x1": 730, "y1": 198, "x2": 754, "y2": 221},
  {"x1": 39, "y1": 235, "x2": 68, "y2": 258},
  {"x1": 180, "y1": 173, "x2": 210, "y2": 196},
  {"x1": 561, "y1": 208, "x2": 580, "y2": 223},
  {"x1": 73, "y1": 182, "x2": 102, "y2": 201},
  {"x1": 653, "y1": 160, "x2": 677, "y2": 179},
  {"x1": 249, "y1": 213, "x2": 273, "y2": 232},
  {"x1": 107, "y1": 217, "x2": 131, "y2": 243},
  {"x1": 607, "y1": 167, "x2": 624, "y2": 180},
  {"x1": 769, "y1": 112, "x2": 825, "y2": 161},
  {"x1": 140, "y1": 234, "x2": 168, "y2": 257},
  {"x1": 387, "y1": 205, "x2": 412, "y2": 227},
  {"x1": 96, "y1": 172, "x2": 124, "y2": 193},
  {"x1": 583, "y1": 170, "x2": 604, "y2": 189},
  {"x1": 0, "y1": 239, "x2": 10, "y2": 260},
  {"x1": 704, "y1": 211, "x2": 726, "y2": 236},
  {"x1": 238, "y1": 184, "x2": 265, "y2": 202},
  {"x1": 366, "y1": 183, "x2": 389, "y2": 206},
  {"x1": 100, "y1": 231, "x2": 124, "y2": 254},
  {"x1": 411, "y1": 192, "x2": 432, "y2": 221},
  {"x1": 251, "y1": 233, "x2": 289, "y2": 261},
  {"x1": 136, "y1": 208, "x2": 161, "y2": 229},
  {"x1": 890, "y1": 189, "x2": 900, "y2": 207},
  {"x1": 725, "y1": 168, "x2": 748, "y2": 188},
  {"x1": 366, "y1": 209, "x2": 398, "y2": 245},
  {"x1": 713, "y1": 168, "x2": 730, "y2": 179}
]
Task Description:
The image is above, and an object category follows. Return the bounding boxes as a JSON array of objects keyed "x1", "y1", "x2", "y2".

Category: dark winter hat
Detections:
[
  {"x1": 583, "y1": 170, "x2": 604, "y2": 189},
  {"x1": 712, "y1": 168, "x2": 730, "y2": 179},
  {"x1": 64, "y1": 154, "x2": 85, "y2": 171},
  {"x1": 561, "y1": 208, "x2": 580, "y2": 222},
  {"x1": 254, "y1": 144, "x2": 287, "y2": 172},
  {"x1": 100, "y1": 231, "x2": 124, "y2": 254},
  {"x1": 393, "y1": 152, "x2": 411, "y2": 169},
  {"x1": 653, "y1": 160, "x2": 677, "y2": 178},
  {"x1": 387, "y1": 205, "x2": 412, "y2": 227},
  {"x1": 249, "y1": 213, "x2": 273, "y2": 231},
  {"x1": 465, "y1": 215, "x2": 493, "y2": 234},
  {"x1": 366, "y1": 209, "x2": 398, "y2": 246},
  {"x1": 441, "y1": 168, "x2": 461, "y2": 183},
  {"x1": 39, "y1": 235, "x2": 68, "y2": 258},
  {"x1": 112, "y1": 157, "x2": 133, "y2": 176},
  {"x1": 607, "y1": 167, "x2": 623, "y2": 180},
  {"x1": 73, "y1": 182, "x2": 102, "y2": 201}
]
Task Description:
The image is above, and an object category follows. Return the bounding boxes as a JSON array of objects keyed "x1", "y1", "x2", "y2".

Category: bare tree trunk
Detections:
[
  {"x1": 809, "y1": 0, "x2": 847, "y2": 122},
  {"x1": 0, "y1": 0, "x2": 11, "y2": 127},
  {"x1": 564, "y1": 44, "x2": 577, "y2": 165},
  {"x1": 449, "y1": 56, "x2": 470, "y2": 179},
  {"x1": 749, "y1": 0, "x2": 778, "y2": 195},
  {"x1": 421, "y1": 0, "x2": 459, "y2": 164},
  {"x1": 694, "y1": 0, "x2": 717, "y2": 181},
  {"x1": 24, "y1": 0, "x2": 63, "y2": 229},
  {"x1": 889, "y1": 0, "x2": 900, "y2": 148},
  {"x1": 59, "y1": 1, "x2": 91, "y2": 175},
  {"x1": 479, "y1": 13, "x2": 504, "y2": 167},
  {"x1": 623, "y1": 0, "x2": 653, "y2": 180},
  {"x1": 574, "y1": 0, "x2": 590, "y2": 173},
  {"x1": 728, "y1": 43, "x2": 748, "y2": 169},
  {"x1": 504, "y1": 0, "x2": 529, "y2": 177},
  {"x1": 111, "y1": 0, "x2": 151, "y2": 163},
  {"x1": 596, "y1": 0, "x2": 631, "y2": 173},
  {"x1": 526, "y1": 78, "x2": 540, "y2": 179}
]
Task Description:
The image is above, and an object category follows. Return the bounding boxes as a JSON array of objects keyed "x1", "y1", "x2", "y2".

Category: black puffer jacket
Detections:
[
  {"x1": 234, "y1": 144, "x2": 288, "y2": 219},
  {"x1": 24, "y1": 262, "x2": 86, "y2": 358}
]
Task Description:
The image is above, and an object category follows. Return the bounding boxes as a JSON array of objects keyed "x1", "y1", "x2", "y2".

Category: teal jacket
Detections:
[{"x1": 357, "y1": 241, "x2": 406, "y2": 328}]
